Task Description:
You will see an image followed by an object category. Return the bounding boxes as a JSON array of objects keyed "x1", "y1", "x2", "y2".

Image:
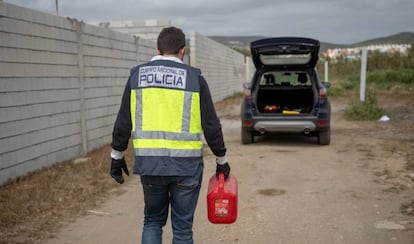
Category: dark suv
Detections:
[{"x1": 241, "y1": 37, "x2": 331, "y2": 145}]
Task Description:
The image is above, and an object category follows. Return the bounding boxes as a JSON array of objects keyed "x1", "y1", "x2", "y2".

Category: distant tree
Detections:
[{"x1": 405, "y1": 45, "x2": 414, "y2": 69}]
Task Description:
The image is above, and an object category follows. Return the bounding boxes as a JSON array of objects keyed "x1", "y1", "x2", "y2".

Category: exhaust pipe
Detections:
[
  {"x1": 303, "y1": 128, "x2": 311, "y2": 135},
  {"x1": 259, "y1": 128, "x2": 266, "y2": 135}
]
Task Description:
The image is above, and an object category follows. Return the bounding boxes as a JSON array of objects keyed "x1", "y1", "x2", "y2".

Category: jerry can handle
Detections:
[{"x1": 218, "y1": 172, "x2": 225, "y2": 189}]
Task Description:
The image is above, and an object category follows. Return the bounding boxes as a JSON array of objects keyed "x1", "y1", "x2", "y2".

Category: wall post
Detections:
[
  {"x1": 75, "y1": 20, "x2": 88, "y2": 155},
  {"x1": 360, "y1": 47, "x2": 368, "y2": 102}
]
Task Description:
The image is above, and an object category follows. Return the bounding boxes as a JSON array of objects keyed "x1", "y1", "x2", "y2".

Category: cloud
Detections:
[{"x1": 3, "y1": 0, "x2": 414, "y2": 44}]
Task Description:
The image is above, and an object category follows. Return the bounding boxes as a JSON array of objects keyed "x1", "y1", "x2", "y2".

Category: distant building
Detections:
[{"x1": 322, "y1": 44, "x2": 412, "y2": 60}]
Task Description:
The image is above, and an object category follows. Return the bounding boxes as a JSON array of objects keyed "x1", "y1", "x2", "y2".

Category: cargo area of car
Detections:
[
  {"x1": 256, "y1": 85, "x2": 315, "y2": 114},
  {"x1": 242, "y1": 37, "x2": 331, "y2": 145}
]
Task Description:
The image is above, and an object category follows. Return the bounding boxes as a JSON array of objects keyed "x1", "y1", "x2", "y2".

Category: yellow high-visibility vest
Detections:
[{"x1": 130, "y1": 62, "x2": 203, "y2": 157}]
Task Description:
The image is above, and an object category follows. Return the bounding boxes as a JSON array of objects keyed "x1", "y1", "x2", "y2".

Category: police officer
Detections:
[{"x1": 110, "y1": 26, "x2": 230, "y2": 244}]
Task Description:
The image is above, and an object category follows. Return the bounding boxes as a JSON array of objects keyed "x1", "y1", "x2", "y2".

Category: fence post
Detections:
[
  {"x1": 360, "y1": 47, "x2": 368, "y2": 102},
  {"x1": 135, "y1": 35, "x2": 140, "y2": 64},
  {"x1": 324, "y1": 60, "x2": 329, "y2": 81},
  {"x1": 75, "y1": 20, "x2": 88, "y2": 155}
]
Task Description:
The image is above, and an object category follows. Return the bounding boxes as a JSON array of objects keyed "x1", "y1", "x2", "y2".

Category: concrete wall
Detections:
[
  {"x1": 190, "y1": 32, "x2": 246, "y2": 102},
  {"x1": 0, "y1": 2, "x2": 156, "y2": 184},
  {"x1": 0, "y1": 2, "x2": 250, "y2": 184},
  {"x1": 245, "y1": 56, "x2": 255, "y2": 83}
]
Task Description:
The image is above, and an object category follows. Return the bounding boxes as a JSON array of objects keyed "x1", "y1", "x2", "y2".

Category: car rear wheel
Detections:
[
  {"x1": 317, "y1": 129, "x2": 330, "y2": 145},
  {"x1": 241, "y1": 128, "x2": 254, "y2": 144}
]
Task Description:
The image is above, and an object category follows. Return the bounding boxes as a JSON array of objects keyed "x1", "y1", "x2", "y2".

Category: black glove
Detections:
[
  {"x1": 110, "y1": 157, "x2": 129, "y2": 184},
  {"x1": 216, "y1": 162, "x2": 231, "y2": 180}
]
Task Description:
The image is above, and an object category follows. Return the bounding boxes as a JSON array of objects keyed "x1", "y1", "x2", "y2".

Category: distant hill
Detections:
[
  {"x1": 208, "y1": 32, "x2": 414, "y2": 52},
  {"x1": 320, "y1": 42, "x2": 347, "y2": 52},
  {"x1": 351, "y1": 32, "x2": 414, "y2": 47},
  {"x1": 208, "y1": 35, "x2": 348, "y2": 52}
]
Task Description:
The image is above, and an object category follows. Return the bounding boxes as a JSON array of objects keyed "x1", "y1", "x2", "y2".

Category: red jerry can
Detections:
[{"x1": 207, "y1": 172, "x2": 238, "y2": 224}]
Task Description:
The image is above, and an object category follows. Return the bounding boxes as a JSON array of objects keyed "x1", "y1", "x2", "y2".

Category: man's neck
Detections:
[{"x1": 150, "y1": 55, "x2": 183, "y2": 64}]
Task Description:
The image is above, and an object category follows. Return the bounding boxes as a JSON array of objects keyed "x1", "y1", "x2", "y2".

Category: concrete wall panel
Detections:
[
  {"x1": 0, "y1": 89, "x2": 79, "y2": 107},
  {"x1": 0, "y1": 17, "x2": 76, "y2": 42},
  {"x1": 0, "y1": 101, "x2": 80, "y2": 124},
  {"x1": 0, "y1": 32, "x2": 77, "y2": 53},
  {"x1": 83, "y1": 56, "x2": 135, "y2": 69},
  {"x1": 0, "y1": 123, "x2": 80, "y2": 156},
  {"x1": 82, "y1": 45, "x2": 137, "y2": 60},
  {"x1": 0, "y1": 112, "x2": 80, "y2": 139},
  {"x1": 82, "y1": 34, "x2": 136, "y2": 52},
  {"x1": 83, "y1": 23, "x2": 134, "y2": 43},
  {"x1": 84, "y1": 77, "x2": 128, "y2": 88},
  {"x1": 0, "y1": 63, "x2": 77, "y2": 77},
  {"x1": 0, "y1": 77, "x2": 79, "y2": 92},
  {"x1": 0, "y1": 48, "x2": 78, "y2": 65}
]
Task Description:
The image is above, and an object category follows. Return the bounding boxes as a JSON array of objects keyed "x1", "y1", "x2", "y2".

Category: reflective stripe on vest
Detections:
[{"x1": 130, "y1": 87, "x2": 203, "y2": 157}]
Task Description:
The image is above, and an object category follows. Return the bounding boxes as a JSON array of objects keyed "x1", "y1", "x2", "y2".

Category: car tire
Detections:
[
  {"x1": 317, "y1": 129, "x2": 330, "y2": 145},
  {"x1": 241, "y1": 128, "x2": 254, "y2": 144}
]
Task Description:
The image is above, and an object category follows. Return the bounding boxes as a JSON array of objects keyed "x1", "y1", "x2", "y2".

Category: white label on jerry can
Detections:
[{"x1": 215, "y1": 199, "x2": 229, "y2": 216}]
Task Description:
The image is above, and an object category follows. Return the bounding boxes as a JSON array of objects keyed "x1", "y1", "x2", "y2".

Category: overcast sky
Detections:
[{"x1": 4, "y1": 0, "x2": 414, "y2": 44}]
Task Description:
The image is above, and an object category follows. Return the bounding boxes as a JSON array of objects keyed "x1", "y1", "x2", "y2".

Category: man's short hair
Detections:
[{"x1": 157, "y1": 26, "x2": 186, "y2": 55}]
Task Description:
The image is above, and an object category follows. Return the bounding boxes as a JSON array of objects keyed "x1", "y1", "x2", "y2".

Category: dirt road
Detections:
[{"x1": 45, "y1": 97, "x2": 414, "y2": 244}]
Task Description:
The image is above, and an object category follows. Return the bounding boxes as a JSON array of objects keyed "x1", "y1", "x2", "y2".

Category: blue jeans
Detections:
[{"x1": 140, "y1": 164, "x2": 203, "y2": 244}]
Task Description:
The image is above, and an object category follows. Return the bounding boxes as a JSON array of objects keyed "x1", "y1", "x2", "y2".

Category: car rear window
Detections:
[
  {"x1": 260, "y1": 53, "x2": 312, "y2": 66},
  {"x1": 259, "y1": 72, "x2": 311, "y2": 86}
]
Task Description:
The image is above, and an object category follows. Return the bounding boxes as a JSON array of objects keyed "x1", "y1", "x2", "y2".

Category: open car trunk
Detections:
[
  {"x1": 254, "y1": 71, "x2": 316, "y2": 115},
  {"x1": 256, "y1": 86, "x2": 315, "y2": 114}
]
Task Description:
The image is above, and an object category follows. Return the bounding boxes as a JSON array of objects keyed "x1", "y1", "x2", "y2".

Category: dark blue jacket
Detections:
[{"x1": 112, "y1": 59, "x2": 226, "y2": 176}]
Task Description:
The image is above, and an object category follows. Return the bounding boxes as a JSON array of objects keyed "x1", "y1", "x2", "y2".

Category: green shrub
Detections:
[
  {"x1": 400, "y1": 70, "x2": 414, "y2": 84},
  {"x1": 365, "y1": 69, "x2": 414, "y2": 89},
  {"x1": 345, "y1": 90, "x2": 384, "y2": 121},
  {"x1": 342, "y1": 79, "x2": 358, "y2": 90},
  {"x1": 326, "y1": 87, "x2": 343, "y2": 97}
]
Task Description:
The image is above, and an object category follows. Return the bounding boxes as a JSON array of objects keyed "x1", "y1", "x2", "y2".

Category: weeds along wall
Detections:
[{"x1": 0, "y1": 2, "x2": 248, "y2": 184}]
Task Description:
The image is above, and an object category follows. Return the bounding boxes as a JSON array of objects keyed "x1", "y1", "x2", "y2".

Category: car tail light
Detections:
[
  {"x1": 318, "y1": 120, "x2": 328, "y2": 126},
  {"x1": 244, "y1": 89, "x2": 251, "y2": 100},
  {"x1": 243, "y1": 120, "x2": 253, "y2": 127},
  {"x1": 319, "y1": 87, "x2": 327, "y2": 99}
]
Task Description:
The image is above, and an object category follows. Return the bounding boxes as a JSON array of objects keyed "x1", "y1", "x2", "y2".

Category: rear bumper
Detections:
[
  {"x1": 254, "y1": 120, "x2": 316, "y2": 133},
  {"x1": 241, "y1": 100, "x2": 331, "y2": 134}
]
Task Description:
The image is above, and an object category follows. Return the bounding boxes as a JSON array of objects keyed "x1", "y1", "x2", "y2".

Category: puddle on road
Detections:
[{"x1": 257, "y1": 188, "x2": 286, "y2": 196}]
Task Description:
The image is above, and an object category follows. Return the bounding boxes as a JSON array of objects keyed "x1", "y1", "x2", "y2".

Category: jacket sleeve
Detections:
[
  {"x1": 111, "y1": 79, "x2": 132, "y2": 152},
  {"x1": 199, "y1": 75, "x2": 227, "y2": 157}
]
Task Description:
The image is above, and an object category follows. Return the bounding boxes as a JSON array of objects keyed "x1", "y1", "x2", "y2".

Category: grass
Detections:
[
  {"x1": 345, "y1": 90, "x2": 384, "y2": 121},
  {"x1": 0, "y1": 145, "x2": 135, "y2": 243}
]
